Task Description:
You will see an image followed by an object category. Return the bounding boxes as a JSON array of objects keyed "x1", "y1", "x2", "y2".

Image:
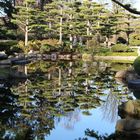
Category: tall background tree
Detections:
[{"x1": 12, "y1": 0, "x2": 46, "y2": 51}]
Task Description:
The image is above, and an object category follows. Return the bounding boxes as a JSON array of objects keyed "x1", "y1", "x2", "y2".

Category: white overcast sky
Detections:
[
  {"x1": 134, "y1": 0, "x2": 140, "y2": 10},
  {"x1": 95, "y1": 0, "x2": 140, "y2": 11}
]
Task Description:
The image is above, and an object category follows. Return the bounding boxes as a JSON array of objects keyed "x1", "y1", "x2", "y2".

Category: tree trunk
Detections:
[
  {"x1": 25, "y1": 65, "x2": 27, "y2": 75},
  {"x1": 69, "y1": 14, "x2": 73, "y2": 49},
  {"x1": 40, "y1": 0, "x2": 45, "y2": 11},
  {"x1": 58, "y1": 68, "x2": 61, "y2": 86},
  {"x1": 25, "y1": 21, "x2": 28, "y2": 49},
  {"x1": 69, "y1": 34, "x2": 73, "y2": 49},
  {"x1": 105, "y1": 36, "x2": 111, "y2": 48},
  {"x1": 59, "y1": 7, "x2": 63, "y2": 44},
  {"x1": 49, "y1": 22, "x2": 52, "y2": 36},
  {"x1": 79, "y1": 36, "x2": 83, "y2": 45},
  {"x1": 126, "y1": 32, "x2": 130, "y2": 46},
  {"x1": 87, "y1": 20, "x2": 90, "y2": 36},
  {"x1": 49, "y1": 22, "x2": 52, "y2": 29},
  {"x1": 86, "y1": 20, "x2": 90, "y2": 48}
]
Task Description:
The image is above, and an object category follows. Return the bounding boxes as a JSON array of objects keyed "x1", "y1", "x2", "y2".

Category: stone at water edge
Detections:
[
  {"x1": 116, "y1": 119, "x2": 140, "y2": 132},
  {"x1": 115, "y1": 68, "x2": 139, "y2": 82},
  {"x1": 118, "y1": 100, "x2": 140, "y2": 118},
  {"x1": 115, "y1": 70, "x2": 127, "y2": 79}
]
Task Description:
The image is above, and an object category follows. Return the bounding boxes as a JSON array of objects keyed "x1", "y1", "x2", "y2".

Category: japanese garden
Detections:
[{"x1": 1, "y1": 0, "x2": 140, "y2": 139}]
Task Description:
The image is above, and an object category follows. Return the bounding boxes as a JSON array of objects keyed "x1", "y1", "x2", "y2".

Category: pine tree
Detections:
[
  {"x1": 63, "y1": 1, "x2": 83, "y2": 49},
  {"x1": 100, "y1": 12, "x2": 119, "y2": 47},
  {"x1": 12, "y1": 0, "x2": 46, "y2": 51},
  {"x1": 118, "y1": 12, "x2": 137, "y2": 45},
  {"x1": 45, "y1": 0, "x2": 65, "y2": 44},
  {"x1": 78, "y1": 1, "x2": 107, "y2": 47}
]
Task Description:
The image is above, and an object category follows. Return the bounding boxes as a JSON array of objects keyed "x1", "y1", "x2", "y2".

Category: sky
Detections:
[
  {"x1": 133, "y1": 0, "x2": 140, "y2": 10},
  {"x1": 95, "y1": 0, "x2": 140, "y2": 11}
]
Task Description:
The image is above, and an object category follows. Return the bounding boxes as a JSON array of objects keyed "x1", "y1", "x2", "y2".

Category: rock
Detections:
[
  {"x1": 116, "y1": 119, "x2": 140, "y2": 133},
  {"x1": 115, "y1": 69, "x2": 140, "y2": 82},
  {"x1": 10, "y1": 71, "x2": 27, "y2": 79},
  {"x1": 11, "y1": 59, "x2": 31, "y2": 65},
  {"x1": 123, "y1": 100, "x2": 135, "y2": 114},
  {"x1": 119, "y1": 100, "x2": 140, "y2": 118},
  {"x1": 115, "y1": 70, "x2": 127, "y2": 79},
  {"x1": 58, "y1": 54, "x2": 72, "y2": 60},
  {"x1": 115, "y1": 77, "x2": 126, "y2": 85},
  {"x1": 51, "y1": 53, "x2": 57, "y2": 61},
  {"x1": 0, "y1": 59, "x2": 11, "y2": 66}
]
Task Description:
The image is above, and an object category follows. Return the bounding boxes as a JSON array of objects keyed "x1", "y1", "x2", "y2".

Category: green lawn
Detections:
[{"x1": 98, "y1": 52, "x2": 137, "y2": 56}]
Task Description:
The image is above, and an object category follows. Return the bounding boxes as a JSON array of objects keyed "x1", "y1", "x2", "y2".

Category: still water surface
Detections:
[{"x1": 0, "y1": 60, "x2": 132, "y2": 140}]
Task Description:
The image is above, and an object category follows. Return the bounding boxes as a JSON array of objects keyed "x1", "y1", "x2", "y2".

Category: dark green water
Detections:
[{"x1": 0, "y1": 60, "x2": 133, "y2": 140}]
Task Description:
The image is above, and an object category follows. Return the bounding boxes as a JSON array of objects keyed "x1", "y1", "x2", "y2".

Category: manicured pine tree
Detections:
[
  {"x1": 63, "y1": 1, "x2": 83, "y2": 49},
  {"x1": 119, "y1": 12, "x2": 137, "y2": 45},
  {"x1": 90, "y1": 2, "x2": 108, "y2": 44},
  {"x1": 78, "y1": 1, "x2": 107, "y2": 47},
  {"x1": 44, "y1": 2, "x2": 58, "y2": 37},
  {"x1": 100, "y1": 12, "x2": 119, "y2": 47},
  {"x1": 110, "y1": 0, "x2": 139, "y2": 45},
  {"x1": 45, "y1": 0, "x2": 65, "y2": 44},
  {"x1": 79, "y1": 1, "x2": 92, "y2": 43},
  {"x1": 30, "y1": 10, "x2": 47, "y2": 39},
  {"x1": 12, "y1": 0, "x2": 46, "y2": 51},
  {"x1": 12, "y1": 0, "x2": 36, "y2": 50}
]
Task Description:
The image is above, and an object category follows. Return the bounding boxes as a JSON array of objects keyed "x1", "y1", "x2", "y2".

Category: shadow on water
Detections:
[{"x1": 0, "y1": 61, "x2": 136, "y2": 140}]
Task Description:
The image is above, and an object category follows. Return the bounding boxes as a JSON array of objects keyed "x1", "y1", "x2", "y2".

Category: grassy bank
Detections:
[{"x1": 96, "y1": 50, "x2": 138, "y2": 56}]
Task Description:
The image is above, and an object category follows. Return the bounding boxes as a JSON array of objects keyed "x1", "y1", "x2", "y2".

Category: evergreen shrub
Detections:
[
  {"x1": 111, "y1": 44, "x2": 133, "y2": 52},
  {"x1": 130, "y1": 34, "x2": 140, "y2": 46},
  {"x1": 0, "y1": 40, "x2": 18, "y2": 54},
  {"x1": 40, "y1": 45, "x2": 50, "y2": 53},
  {"x1": 133, "y1": 56, "x2": 140, "y2": 75}
]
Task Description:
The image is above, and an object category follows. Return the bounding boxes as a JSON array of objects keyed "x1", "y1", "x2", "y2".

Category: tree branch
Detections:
[{"x1": 111, "y1": 0, "x2": 140, "y2": 15}]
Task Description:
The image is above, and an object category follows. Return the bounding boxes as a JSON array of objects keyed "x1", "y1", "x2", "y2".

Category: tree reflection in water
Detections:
[
  {"x1": 101, "y1": 74, "x2": 132, "y2": 122},
  {"x1": 0, "y1": 60, "x2": 133, "y2": 139},
  {"x1": 57, "y1": 108, "x2": 81, "y2": 130}
]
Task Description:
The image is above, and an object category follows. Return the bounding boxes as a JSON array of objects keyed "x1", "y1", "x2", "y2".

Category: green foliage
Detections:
[
  {"x1": 95, "y1": 47, "x2": 111, "y2": 55},
  {"x1": 17, "y1": 39, "x2": 61, "y2": 53},
  {"x1": 0, "y1": 0, "x2": 139, "y2": 54},
  {"x1": 97, "y1": 47, "x2": 137, "y2": 56},
  {"x1": 40, "y1": 45, "x2": 51, "y2": 53},
  {"x1": 99, "y1": 47, "x2": 110, "y2": 53},
  {"x1": 39, "y1": 39, "x2": 61, "y2": 52},
  {"x1": 133, "y1": 56, "x2": 140, "y2": 75},
  {"x1": 0, "y1": 40, "x2": 17, "y2": 47},
  {"x1": 0, "y1": 26, "x2": 17, "y2": 40},
  {"x1": 0, "y1": 40, "x2": 19, "y2": 54},
  {"x1": 43, "y1": 39, "x2": 60, "y2": 47},
  {"x1": 0, "y1": 41, "x2": 23, "y2": 55},
  {"x1": 111, "y1": 63, "x2": 130, "y2": 71},
  {"x1": 111, "y1": 44, "x2": 133, "y2": 52},
  {"x1": 101, "y1": 14, "x2": 119, "y2": 38},
  {"x1": 87, "y1": 39, "x2": 100, "y2": 48},
  {"x1": 18, "y1": 41, "x2": 26, "y2": 52},
  {"x1": 130, "y1": 34, "x2": 140, "y2": 46}
]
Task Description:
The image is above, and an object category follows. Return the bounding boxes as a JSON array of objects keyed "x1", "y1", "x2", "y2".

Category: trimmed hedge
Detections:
[
  {"x1": 111, "y1": 44, "x2": 133, "y2": 52},
  {"x1": 0, "y1": 40, "x2": 20, "y2": 55},
  {"x1": 130, "y1": 34, "x2": 140, "y2": 46},
  {"x1": 134, "y1": 56, "x2": 140, "y2": 75}
]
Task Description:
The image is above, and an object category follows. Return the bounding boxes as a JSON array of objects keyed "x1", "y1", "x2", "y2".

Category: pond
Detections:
[{"x1": 0, "y1": 60, "x2": 133, "y2": 140}]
